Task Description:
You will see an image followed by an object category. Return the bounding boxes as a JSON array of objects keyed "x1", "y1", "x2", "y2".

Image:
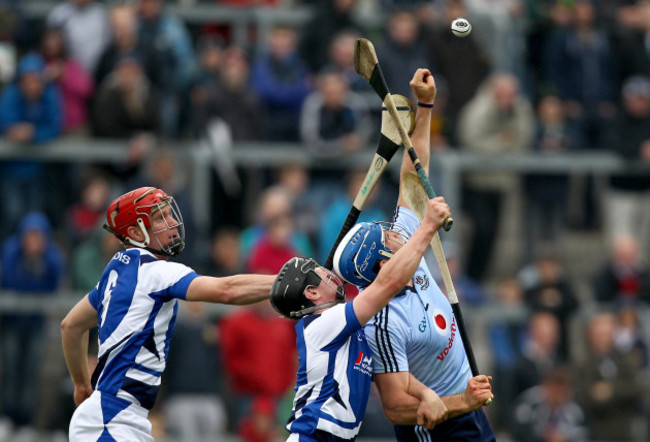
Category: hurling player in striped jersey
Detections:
[
  {"x1": 270, "y1": 194, "x2": 451, "y2": 441},
  {"x1": 335, "y1": 68, "x2": 496, "y2": 441},
  {"x1": 61, "y1": 187, "x2": 276, "y2": 441}
]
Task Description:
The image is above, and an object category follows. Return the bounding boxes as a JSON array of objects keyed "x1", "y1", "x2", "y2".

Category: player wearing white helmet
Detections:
[
  {"x1": 334, "y1": 68, "x2": 496, "y2": 441},
  {"x1": 61, "y1": 186, "x2": 276, "y2": 442}
]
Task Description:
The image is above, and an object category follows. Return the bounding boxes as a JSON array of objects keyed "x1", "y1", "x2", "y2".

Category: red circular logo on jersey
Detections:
[{"x1": 435, "y1": 314, "x2": 447, "y2": 330}]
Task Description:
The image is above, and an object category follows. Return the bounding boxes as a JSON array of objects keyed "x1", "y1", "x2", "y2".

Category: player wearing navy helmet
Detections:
[
  {"x1": 335, "y1": 69, "x2": 496, "y2": 441},
  {"x1": 270, "y1": 193, "x2": 452, "y2": 441},
  {"x1": 61, "y1": 186, "x2": 277, "y2": 441}
]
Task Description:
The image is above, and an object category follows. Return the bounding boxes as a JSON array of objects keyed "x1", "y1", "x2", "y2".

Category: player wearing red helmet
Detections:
[
  {"x1": 103, "y1": 187, "x2": 186, "y2": 257},
  {"x1": 61, "y1": 187, "x2": 276, "y2": 441}
]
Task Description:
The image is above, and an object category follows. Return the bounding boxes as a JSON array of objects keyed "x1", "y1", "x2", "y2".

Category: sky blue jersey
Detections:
[
  {"x1": 87, "y1": 248, "x2": 199, "y2": 411},
  {"x1": 364, "y1": 207, "x2": 471, "y2": 397},
  {"x1": 288, "y1": 302, "x2": 373, "y2": 440}
]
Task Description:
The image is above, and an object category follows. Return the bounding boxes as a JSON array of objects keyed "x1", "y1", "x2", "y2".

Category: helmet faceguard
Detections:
[
  {"x1": 270, "y1": 257, "x2": 345, "y2": 319},
  {"x1": 333, "y1": 221, "x2": 410, "y2": 287},
  {"x1": 103, "y1": 187, "x2": 185, "y2": 257}
]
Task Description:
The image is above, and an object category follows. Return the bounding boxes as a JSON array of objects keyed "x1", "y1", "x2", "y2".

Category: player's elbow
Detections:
[{"x1": 382, "y1": 404, "x2": 408, "y2": 425}]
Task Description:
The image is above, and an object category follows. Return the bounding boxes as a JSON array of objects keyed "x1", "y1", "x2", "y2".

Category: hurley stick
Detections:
[
  {"x1": 353, "y1": 37, "x2": 452, "y2": 231},
  {"x1": 323, "y1": 95, "x2": 414, "y2": 270},
  {"x1": 402, "y1": 172, "x2": 491, "y2": 405}
]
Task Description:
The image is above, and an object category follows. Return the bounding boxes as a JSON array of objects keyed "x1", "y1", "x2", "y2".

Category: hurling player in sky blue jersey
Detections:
[
  {"x1": 269, "y1": 193, "x2": 451, "y2": 441},
  {"x1": 335, "y1": 69, "x2": 496, "y2": 441},
  {"x1": 61, "y1": 187, "x2": 276, "y2": 442}
]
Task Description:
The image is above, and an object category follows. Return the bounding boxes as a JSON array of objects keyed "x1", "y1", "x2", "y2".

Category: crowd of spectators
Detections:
[{"x1": 1, "y1": 0, "x2": 650, "y2": 440}]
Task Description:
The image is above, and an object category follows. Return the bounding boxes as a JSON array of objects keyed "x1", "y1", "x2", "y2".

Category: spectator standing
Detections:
[
  {"x1": 0, "y1": 53, "x2": 63, "y2": 237},
  {"x1": 46, "y1": 0, "x2": 110, "y2": 75},
  {"x1": 377, "y1": 8, "x2": 429, "y2": 99},
  {"x1": 91, "y1": 55, "x2": 160, "y2": 184},
  {"x1": 487, "y1": 276, "x2": 528, "y2": 434},
  {"x1": 240, "y1": 186, "x2": 313, "y2": 260},
  {"x1": 65, "y1": 174, "x2": 112, "y2": 247},
  {"x1": 611, "y1": 0, "x2": 650, "y2": 85},
  {"x1": 71, "y1": 226, "x2": 122, "y2": 291},
  {"x1": 300, "y1": 68, "x2": 372, "y2": 157},
  {"x1": 247, "y1": 214, "x2": 299, "y2": 276},
  {"x1": 423, "y1": 0, "x2": 491, "y2": 141},
  {"x1": 457, "y1": 73, "x2": 535, "y2": 281},
  {"x1": 250, "y1": 25, "x2": 311, "y2": 141},
  {"x1": 518, "y1": 253, "x2": 580, "y2": 360},
  {"x1": 511, "y1": 311, "x2": 563, "y2": 399},
  {"x1": 203, "y1": 227, "x2": 244, "y2": 277},
  {"x1": 511, "y1": 367, "x2": 589, "y2": 442},
  {"x1": 602, "y1": 75, "x2": 650, "y2": 260},
  {"x1": 135, "y1": 0, "x2": 198, "y2": 138},
  {"x1": 592, "y1": 234, "x2": 650, "y2": 304},
  {"x1": 542, "y1": 0, "x2": 618, "y2": 149},
  {"x1": 326, "y1": 30, "x2": 371, "y2": 94},
  {"x1": 613, "y1": 304, "x2": 649, "y2": 369},
  {"x1": 191, "y1": 45, "x2": 267, "y2": 141},
  {"x1": 575, "y1": 312, "x2": 642, "y2": 441},
  {"x1": 298, "y1": 0, "x2": 363, "y2": 74},
  {"x1": 0, "y1": 212, "x2": 66, "y2": 428},
  {"x1": 523, "y1": 95, "x2": 583, "y2": 261},
  {"x1": 41, "y1": 27, "x2": 94, "y2": 134},
  {"x1": 218, "y1": 301, "x2": 297, "y2": 432},
  {"x1": 94, "y1": 3, "x2": 163, "y2": 92}
]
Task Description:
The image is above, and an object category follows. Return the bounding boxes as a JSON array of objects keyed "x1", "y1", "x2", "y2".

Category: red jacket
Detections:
[{"x1": 218, "y1": 307, "x2": 296, "y2": 396}]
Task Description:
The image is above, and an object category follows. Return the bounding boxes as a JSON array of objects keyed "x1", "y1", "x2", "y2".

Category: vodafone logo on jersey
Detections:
[
  {"x1": 432, "y1": 308, "x2": 449, "y2": 336},
  {"x1": 432, "y1": 308, "x2": 457, "y2": 362}
]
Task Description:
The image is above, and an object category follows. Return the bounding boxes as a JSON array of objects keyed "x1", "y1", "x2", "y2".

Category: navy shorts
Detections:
[{"x1": 393, "y1": 409, "x2": 495, "y2": 441}]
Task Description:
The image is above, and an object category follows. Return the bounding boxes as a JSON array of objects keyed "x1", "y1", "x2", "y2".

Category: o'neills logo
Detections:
[
  {"x1": 437, "y1": 317, "x2": 457, "y2": 361},
  {"x1": 354, "y1": 351, "x2": 373, "y2": 376}
]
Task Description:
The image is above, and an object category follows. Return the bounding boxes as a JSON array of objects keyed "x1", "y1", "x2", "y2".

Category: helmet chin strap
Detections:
[
  {"x1": 104, "y1": 219, "x2": 181, "y2": 257},
  {"x1": 290, "y1": 299, "x2": 345, "y2": 319},
  {"x1": 290, "y1": 284, "x2": 346, "y2": 318}
]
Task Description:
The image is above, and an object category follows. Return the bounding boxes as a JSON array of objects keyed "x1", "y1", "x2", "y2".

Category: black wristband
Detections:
[{"x1": 417, "y1": 101, "x2": 434, "y2": 108}]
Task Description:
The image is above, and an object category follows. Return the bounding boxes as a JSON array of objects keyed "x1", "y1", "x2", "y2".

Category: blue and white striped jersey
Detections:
[
  {"x1": 87, "y1": 248, "x2": 199, "y2": 410},
  {"x1": 364, "y1": 206, "x2": 471, "y2": 397},
  {"x1": 288, "y1": 302, "x2": 372, "y2": 441}
]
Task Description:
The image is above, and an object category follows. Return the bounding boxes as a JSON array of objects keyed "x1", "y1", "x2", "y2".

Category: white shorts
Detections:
[{"x1": 69, "y1": 391, "x2": 153, "y2": 442}]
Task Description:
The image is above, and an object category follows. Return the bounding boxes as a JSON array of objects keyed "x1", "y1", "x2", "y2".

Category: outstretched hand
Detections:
[
  {"x1": 463, "y1": 375, "x2": 494, "y2": 410},
  {"x1": 409, "y1": 68, "x2": 436, "y2": 105}
]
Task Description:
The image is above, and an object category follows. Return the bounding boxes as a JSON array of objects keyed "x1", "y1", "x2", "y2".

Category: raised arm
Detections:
[
  {"x1": 352, "y1": 197, "x2": 450, "y2": 325},
  {"x1": 185, "y1": 274, "x2": 276, "y2": 304},
  {"x1": 61, "y1": 295, "x2": 98, "y2": 406},
  {"x1": 397, "y1": 69, "x2": 436, "y2": 210}
]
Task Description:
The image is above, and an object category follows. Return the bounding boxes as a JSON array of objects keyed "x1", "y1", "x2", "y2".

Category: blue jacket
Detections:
[
  {"x1": 0, "y1": 54, "x2": 63, "y2": 179},
  {"x1": 1, "y1": 212, "x2": 65, "y2": 293}
]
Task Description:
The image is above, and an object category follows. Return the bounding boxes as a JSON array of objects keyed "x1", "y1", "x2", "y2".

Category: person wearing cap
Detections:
[
  {"x1": 61, "y1": 187, "x2": 277, "y2": 441},
  {"x1": 1, "y1": 212, "x2": 66, "y2": 428},
  {"x1": 0, "y1": 52, "x2": 64, "y2": 239},
  {"x1": 0, "y1": 52, "x2": 63, "y2": 144},
  {"x1": 602, "y1": 75, "x2": 650, "y2": 261}
]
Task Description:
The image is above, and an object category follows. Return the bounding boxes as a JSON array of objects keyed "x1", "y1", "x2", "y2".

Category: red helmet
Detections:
[{"x1": 104, "y1": 187, "x2": 185, "y2": 256}]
